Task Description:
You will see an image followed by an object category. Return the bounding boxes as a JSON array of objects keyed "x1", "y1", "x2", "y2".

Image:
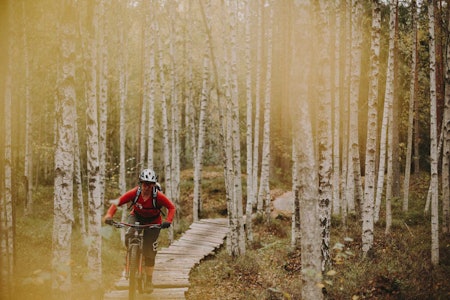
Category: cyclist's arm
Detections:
[
  {"x1": 157, "y1": 192, "x2": 176, "y2": 223},
  {"x1": 104, "y1": 187, "x2": 138, "y2": 219}
]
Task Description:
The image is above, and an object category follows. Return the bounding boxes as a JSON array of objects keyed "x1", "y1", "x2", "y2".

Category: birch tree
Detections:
[
  {"x1": 297, "y1": 101, "x2": 322, "y2": 300},
  {"x1": 117, "y1": 2, "x2": 129, "y2": 241},
  {"x1": 74, "y1": 121, "x2": 86, "y2": 234},
  {"x1": 98, "y1": 0, "x2": 108, "y2": 206},
  {"x1": 257, "y1": 0, "x2": 273, "y2": 219},
  {"x1": 428, "y1": 0, "x2": 439, "y2": 266},
  {"x1": 193, "y1": 47, "x2": 209, "y2": 222},
  {"x1": 244, "y1": 0, "x2": 254, "y2": 241},
  {"x1": 403, "y1": 0, "x2": 418, "y2": 212},
  {"x1": 316, "y1": 0, "x2": 332, "y2": 271},
  {"x1": 332, "y1": 0, "x2": 342, "y2": 216},
  {"x1": 375, "y1": 0, "x2": 397, "y2": 224},
  {"x1": 145, "y1": 1, "x2": 156, "y2": 170},
  {"x1": 252, "y1": 0, "x2": 262, "y2": 222},
  {"x1": 291, "y1": 1, "x2": 311, "y2": 249},
  {"x1": 22, "y1": 0, "x2": 33, "y2": 216},
  {"x1": 1, "y1": 1, "x2": 14, "y2": 296},
  {"x1": 362, "y1": 0, "x2": 381, "y2": 256},
  {"x1": 52, "y1": 1, "x2": 76, "y2": 296},
  {"x1": 443, "y1": 3, "x2": 450, "y2": 234},
  {"x1": 227, "y1": 0, "x2": 245, "y2": 256},
  {"x1": 84, "y1": 0, "x2": 103, "y2": 293},
  {"x1": 346, "y1": 0, "x2": 363, "y2": 214}
]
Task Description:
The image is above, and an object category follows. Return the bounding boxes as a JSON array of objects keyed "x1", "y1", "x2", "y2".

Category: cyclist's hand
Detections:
[
  {"x1": 161, "y1": 221, "x2": 171, "y2": 229},
  {"x1": 105, "y1": 218, "x2": 113, "y2": 225}
]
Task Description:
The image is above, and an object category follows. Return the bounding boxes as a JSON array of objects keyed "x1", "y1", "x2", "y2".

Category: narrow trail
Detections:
[{"x1": 103, "y1": 218, "x2": 228, "y2": 300}]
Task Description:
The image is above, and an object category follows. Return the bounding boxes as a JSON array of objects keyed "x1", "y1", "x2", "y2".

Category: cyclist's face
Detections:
[{"x1": 141, "y1": 181, "x2": 154, "y2": 193}]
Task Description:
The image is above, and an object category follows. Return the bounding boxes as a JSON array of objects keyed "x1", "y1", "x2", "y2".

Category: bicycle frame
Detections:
[{"x1": 110, "y1": 221, "x2": 161, "y2": 300}]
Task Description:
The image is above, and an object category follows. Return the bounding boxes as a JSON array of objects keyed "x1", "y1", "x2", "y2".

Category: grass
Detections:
[{"x1": 10, "y1": 170, "x2": 450, "y2": 299}]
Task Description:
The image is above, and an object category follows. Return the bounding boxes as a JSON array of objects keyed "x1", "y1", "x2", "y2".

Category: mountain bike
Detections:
[{"x1": 108, "y1": 220, "x2": 161, "y2": 300}]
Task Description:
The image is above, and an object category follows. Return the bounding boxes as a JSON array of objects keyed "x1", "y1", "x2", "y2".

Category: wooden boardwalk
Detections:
[{"x1": 103, "y1": 218, "x2": 228, "y2": 300}]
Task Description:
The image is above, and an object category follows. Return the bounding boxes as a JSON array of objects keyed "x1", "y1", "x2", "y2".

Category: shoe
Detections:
[{"x1": 144, "y1": 278, "x2": 154, "y2": 293}]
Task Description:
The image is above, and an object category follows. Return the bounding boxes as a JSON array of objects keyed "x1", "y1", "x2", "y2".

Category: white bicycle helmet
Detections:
[{"x1": 139, "y1": 169, "x2": 157, "y2": 183}]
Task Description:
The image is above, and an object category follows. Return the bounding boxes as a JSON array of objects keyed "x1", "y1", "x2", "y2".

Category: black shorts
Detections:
[{"x1": 126, "y1": 214, "x2": 161, "y2": 267}]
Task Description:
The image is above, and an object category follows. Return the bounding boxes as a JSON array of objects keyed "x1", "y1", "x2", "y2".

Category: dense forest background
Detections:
[{"x1": 1, "y1": 0, "x2": 450, "y2": 299}]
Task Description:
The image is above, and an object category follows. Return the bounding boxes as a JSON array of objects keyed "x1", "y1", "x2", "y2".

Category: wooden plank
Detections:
[
  {"x1": 175, "y1": 236, "x2": 225, "y2": 246},
  {"x1": 168, "y1": 241, "x2": 216, "y2": 251},
  {"x1": 104, "y1": 288, "x2": 187, "y2": 300},
  {"x1": 154, "y1": 256, "x2": 200, "y2": 265},
  {"x1": 197, "y1": 218, "x2": 228, "y2": 225},
  {"x1": 188, "y1": 222, "x2": 228, "y2": 231},
  {"x1": 158, "y1": 247, "x2": 216, "y2": 255},
  {"x1": 186, "y1": 227, "x2": 228, "y2": 237}
]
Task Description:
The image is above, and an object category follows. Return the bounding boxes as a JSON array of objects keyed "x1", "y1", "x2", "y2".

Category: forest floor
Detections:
[{"x1": 11, "y1": 167, "x2": 450, "y2": 299}]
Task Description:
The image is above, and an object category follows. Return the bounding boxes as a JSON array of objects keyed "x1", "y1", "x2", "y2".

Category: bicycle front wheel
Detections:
[{"x1": 128, "y1": 244, "x2": 139, "y2": 300}]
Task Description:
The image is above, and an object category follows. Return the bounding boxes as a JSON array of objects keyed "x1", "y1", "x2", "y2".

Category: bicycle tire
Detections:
[{"x1": 128, "y1": 244, "x2": 139, "y2": 300}]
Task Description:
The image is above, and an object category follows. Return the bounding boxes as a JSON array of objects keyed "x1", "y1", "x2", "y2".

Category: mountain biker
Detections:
[{"x1": 103, "y1": 168, "x2": 176, "y2": 292}]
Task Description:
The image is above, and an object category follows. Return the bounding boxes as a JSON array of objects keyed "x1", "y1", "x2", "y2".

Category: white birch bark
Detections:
[
  {"x1": 156, "y1": 19, "x2": 173, "y2": 229},
  {"x1": 332, "y1": 0, "x2": 342, "y2": 216},
  {"x1": 74, "y1": 121, "x2": 86, "y2": 234},
  {"x1": 257, "y1": 1, "x2": 273, "y2": 219},
  {"x1": 252, "y1": 0, "x2": 262, "y2": 217},
  {"x1": 316, "y1": 0, "x2": 332, "y2": 271},
  {"x1": 385, "y1": 0, "x2": 398, "y2": 235},
  {"x1": 84, "y1": 1, "x2": 103, "y2": 291},
  {"x1": 169, "y1": 5, "x2": 181, "y2": 236},
  {"x1": 375, "y1": 0, "x2": 396, "y2": 223},
  {"x1": 244, "y1": 0, "x2": 254, "y2": 241},
  {"x1": 193, "y1": 50, "x2": 209, "y2": 222},
  {"x1": 403, "y1": 0, "x2": 418, "y2": 212},
  {"x1": 118, "y1": 7, "x2": 128, "y2": 242},
  {"x1": 98, "y1": 0, "x2": 108, "y2": 207},
  {"x1": 341, "y1": 0, "x2": 352, "y2": 223},
  {"x1": 443, "y1": 3, "x2": 450, "y2": 234},
  {"x1": 22, "y1": 0, "x2": 33, "y2": 216},
  {"x1": 297, "y1": 102, "x2": 322, "y2": 300},
  {"x1": 428, "y1": 0, "x2": 439, "y2": 266},
  {"x1": 146, "y1": 3, "x2": 156, "y2": 169},
  {"x1": 2, "y1": 2, "x2": 14, "y2": 294},
  {"x1": 362, "y1": 0, "x2": 381, "y2": 256},
  {"x1": 290, "y1": 1, "x2": 310, "y2": 249},
  {"x1": 139, "y1": 90, "x2": 147, "y2": 168},
  {"x1": 346, "y1": 0, "x2": 363, "y2": 214},
  {"x1": 227, "y1": 0, "x2": 245, "y2": 255},
  {"x1": 52, "y1": 1, "x2": 76, "y2": 295}
]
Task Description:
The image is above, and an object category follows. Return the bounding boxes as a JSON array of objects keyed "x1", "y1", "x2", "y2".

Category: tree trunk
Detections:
[
  {"x1": 375, "y1": 0, "x2": 396, "y2": 224},
  {"x1": 118, "y1": 1, "x2": 128, "y2": 243},
  {"x1": 297, "y1": 102, "x2": 322, "y2": 300},
  {"x1": 362, "y1": 0, "x2": 381, "y2": 256},
  {"x1": 316, "y1": 0, "x2": 332, "y2": 271},
  {"x1": 252, "y1": 0, "x2": 262, "y2": 220},
  {"x1": 428, "y1": 0, "x2": 439, "y2": 266},
  {"x1": 98, "y1": 0, "x2": 108, "y2": 208},
  {"x1": 52, "y1": 1, "x2": 77, "y2": 296},
  {"x1": 244, "y1": 0, "x2": 254, "y2": 241},
  {"x1": 442, "y1": 1, "x2": 450, "y2": 234},
  {"x1": 193, "y1": 50, "x2": 209, "y2": 222},
  {"x1": 258, "y1": 1, "x2": 273, "y2": 220},
  {"x1": 403, "y1": 0, "x2": 418, "y2": 212},
  {"x1": 332, "y1": 0, "x2": 342, "y2": 216},
  {"x1": 1, "y1": 2, "x2": 14, "y2": 296},
  {"x1": 146, "y1": 2, "x2": 156, "y2": 170},
  {"x1": 83, "y1": 2, "x2": 103, "y2": 293},
  {"x1": 22, "y1": 0, "x2": 33, "y2": 216}
]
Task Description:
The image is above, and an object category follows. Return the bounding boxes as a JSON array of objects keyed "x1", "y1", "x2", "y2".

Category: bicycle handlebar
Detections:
[{"x1": 109, "y1": 220, "x2": 162, "y2": 229}]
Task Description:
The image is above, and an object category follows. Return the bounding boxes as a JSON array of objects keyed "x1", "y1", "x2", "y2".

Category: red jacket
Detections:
[{"x1": 105, "y1": 186, "x2": 176, "y2": 224}]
